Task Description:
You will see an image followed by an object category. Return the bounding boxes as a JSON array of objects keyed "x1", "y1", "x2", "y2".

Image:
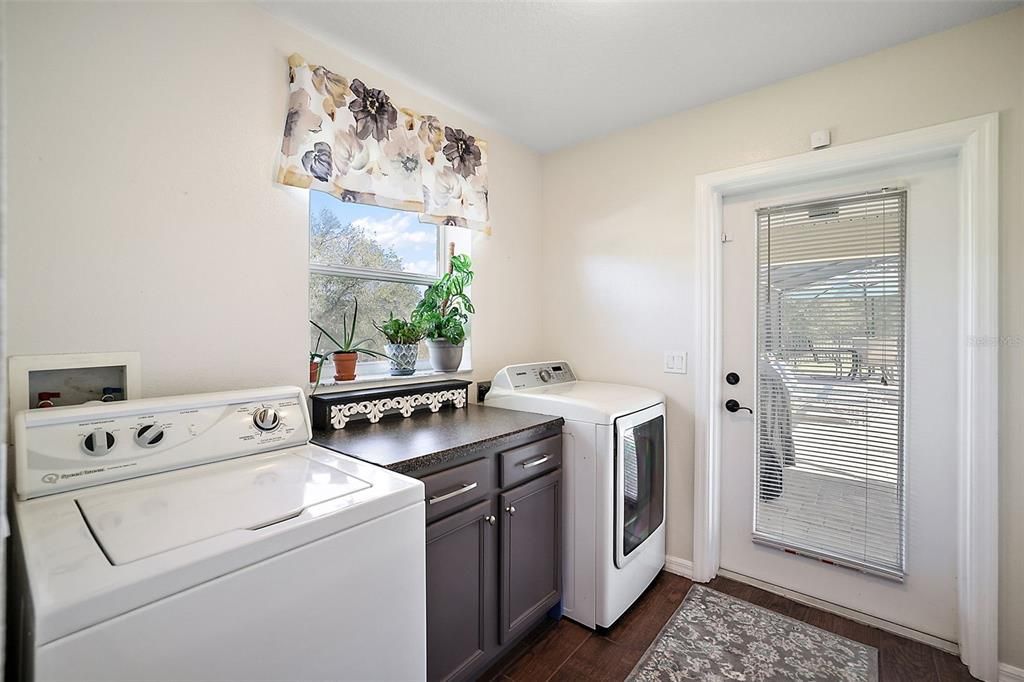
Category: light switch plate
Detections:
[{"x1": 664, "y1": 351, "x2": 687, "y2": 374}]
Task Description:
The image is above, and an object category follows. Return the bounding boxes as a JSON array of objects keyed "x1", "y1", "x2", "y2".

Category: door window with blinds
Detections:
[{"x1": 754, "y1": 189, "x2": 906, "y2": 580}]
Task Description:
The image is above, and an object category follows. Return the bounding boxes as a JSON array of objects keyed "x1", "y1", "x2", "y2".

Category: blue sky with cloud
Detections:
[{"x1": 311, "y1": 191, "x2": 438, "y2": 276}]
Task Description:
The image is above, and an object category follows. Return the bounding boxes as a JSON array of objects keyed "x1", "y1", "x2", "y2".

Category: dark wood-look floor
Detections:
[{"x1": 481, "y1": 572, "x2": 976, "y2": 681}]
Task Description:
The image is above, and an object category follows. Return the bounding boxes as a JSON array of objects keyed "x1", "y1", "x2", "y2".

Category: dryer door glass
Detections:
[{"x1": 615, "y1": 411, "x2": 665, "y2": 567}]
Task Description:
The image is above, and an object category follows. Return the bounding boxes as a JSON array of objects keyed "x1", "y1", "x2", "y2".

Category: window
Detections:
[
  {"x1": 754, "y1": 189, "x2": 906, "y2": 580},
  {"x1": 309, "y1": 191, "x2": 470, "y2": 379}
]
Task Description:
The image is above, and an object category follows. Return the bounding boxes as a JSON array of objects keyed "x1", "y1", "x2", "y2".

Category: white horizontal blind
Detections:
[{"x1": 754, "y1": 189, "x2": 907, "y2": 580}]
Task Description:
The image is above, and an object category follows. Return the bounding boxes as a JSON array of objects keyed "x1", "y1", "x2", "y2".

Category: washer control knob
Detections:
[
  {"x1": 539, "y1": 369, "x2": 552, "y2": 383},
  {"x1": 82, "y1": 429, "x2": 116, "y2": 456},
  {"x1": 253, "y1": 407, "x2": 281, "y2": 432},
  {"x1": 134, "y1": 423, "x2": 165, "y2": 448}
]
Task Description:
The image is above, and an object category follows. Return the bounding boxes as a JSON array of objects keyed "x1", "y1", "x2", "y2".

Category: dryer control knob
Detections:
[
  {"x1": 82, "y1": 429, "x2": 116, "y2": 456},
  {"x1": 134, "y1": 423, "x2": 165, "y2": 448},
  {"x1": 253, "y1": 407, "x2": 281, "y2": 432},
  {"x1": 539, "y1": 369, "x2": 552, "y2": 383}
]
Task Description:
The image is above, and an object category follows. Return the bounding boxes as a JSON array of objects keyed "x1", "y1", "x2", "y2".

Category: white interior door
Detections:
[{"x1": 719, "y1": 156, "x2": 960, "y2": 645}]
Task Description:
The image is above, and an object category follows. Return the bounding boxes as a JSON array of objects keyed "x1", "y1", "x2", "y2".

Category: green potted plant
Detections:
[
  {"x1": 412, "y1": 253, "x2": 474, "y2": 372},
  {"x1": 310, "y1": 299, "x2": 390, "y2": 381},
  {"x1": 373, "y1": 314, "x2": 425, "y2": 377}
]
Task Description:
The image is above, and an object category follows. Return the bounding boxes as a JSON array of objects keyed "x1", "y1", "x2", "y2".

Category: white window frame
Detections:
[{"x1": 309, "y1": 207, "x2": 470, "y2": 385}]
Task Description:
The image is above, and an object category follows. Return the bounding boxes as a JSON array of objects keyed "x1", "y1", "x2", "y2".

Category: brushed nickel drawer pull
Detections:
[
  {"x1": 520, "y1": 455, "x2": 551, "y2": 469},
  {"x1": 485, "y1": 514, "x2": 496, "y2": 525},
  {"x1": 428, "y1": 482, "x2": 478, "y2": 505}
]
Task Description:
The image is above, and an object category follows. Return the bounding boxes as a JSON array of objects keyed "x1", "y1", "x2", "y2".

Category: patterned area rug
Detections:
[{"x1": 627, "y1": 585, "x2": 878, "y2": 681}]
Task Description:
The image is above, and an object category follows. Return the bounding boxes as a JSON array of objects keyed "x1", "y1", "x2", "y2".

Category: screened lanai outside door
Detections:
[{"x1": 754, "y1": 190, "x2": 906, "y2": 579}]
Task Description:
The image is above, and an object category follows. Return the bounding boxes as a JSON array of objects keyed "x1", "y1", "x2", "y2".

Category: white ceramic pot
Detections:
[{"x1": 386, "y1": 343, "x2": 419, "y2": 376}]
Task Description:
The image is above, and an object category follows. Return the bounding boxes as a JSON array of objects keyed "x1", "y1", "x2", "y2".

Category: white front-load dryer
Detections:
[{"x1": 485, "y1": 362, "x2": 666, "y2": 629}]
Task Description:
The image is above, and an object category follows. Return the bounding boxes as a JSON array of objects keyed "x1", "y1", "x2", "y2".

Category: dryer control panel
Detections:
[
  {"x1": 14, "y1": 386, "x2": 311, "y2": 499},
  {"x1": 491, "y1": 362, "x2": 577, "y2": 390}
]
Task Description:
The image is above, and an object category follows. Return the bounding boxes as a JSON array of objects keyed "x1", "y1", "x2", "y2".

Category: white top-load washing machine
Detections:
[
  {"x1": 10, "y1": 386, "x2": 426, "y2": 682},
  {"x1": 485, "y1": 362, "x2": 665, "y2": 629}
]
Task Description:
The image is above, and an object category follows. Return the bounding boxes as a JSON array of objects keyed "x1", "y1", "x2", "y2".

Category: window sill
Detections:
[{"x1": 311, "y1": 368, "x2": 474, "y2": 394}]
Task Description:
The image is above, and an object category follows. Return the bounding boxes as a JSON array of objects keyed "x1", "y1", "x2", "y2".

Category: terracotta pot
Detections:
[
  {"x1": 309, "y1": 360, "x2": 321, "y2": 384},
  {"x1": 332, "y1": 352, "x2": 358, "y2": 381}
]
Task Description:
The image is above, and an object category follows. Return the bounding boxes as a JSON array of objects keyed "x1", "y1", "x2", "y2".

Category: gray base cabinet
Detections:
[
  {"x1": 500, "y1": 470, "x2": 561, "y2": 644},
  {"x1": 421, "y1": 429, "x2": 563, "y2": 682},
  {"x1": 426, "y1": 498, "x2": 497, "y2": 682}
]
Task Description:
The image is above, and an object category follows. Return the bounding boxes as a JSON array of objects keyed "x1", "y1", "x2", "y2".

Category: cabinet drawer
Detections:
[
  {"x1": 500, "y1": 435, "x2": 561, "y2": 488},
  {"x1": 423, "y1": 457, "x2": 493, "y2": 522}
]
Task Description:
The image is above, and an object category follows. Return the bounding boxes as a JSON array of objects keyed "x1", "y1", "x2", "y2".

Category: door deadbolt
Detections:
[{"x1": 726, "y1": 372, "x2": 741, "y2": 385}]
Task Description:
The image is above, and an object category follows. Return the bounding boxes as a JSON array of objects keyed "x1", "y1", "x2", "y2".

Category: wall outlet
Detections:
[
  {"x1": 476, "y1": 381, "x2": 491, "y2": 403},
  {"x1": 664, "y1": 351, "x2": 687, "y2": 374}
]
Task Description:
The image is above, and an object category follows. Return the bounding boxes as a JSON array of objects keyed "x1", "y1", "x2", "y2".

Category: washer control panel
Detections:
[
  {"x1": 492, "y1": 362, "x2": 577, "y2": 390},
  {"x1": 15, "y1": 386, "x2": 311, "y2": 500}
]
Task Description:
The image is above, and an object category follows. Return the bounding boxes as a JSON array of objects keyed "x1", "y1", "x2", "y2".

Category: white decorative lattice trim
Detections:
[{"x1": 329, "y1": 388, "x2": 468, "y2": 429}]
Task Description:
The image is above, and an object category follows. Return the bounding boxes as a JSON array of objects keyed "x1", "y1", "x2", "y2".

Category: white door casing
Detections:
[{"x1": 692, "y1": 114, "x2": 998, "y2": 681}]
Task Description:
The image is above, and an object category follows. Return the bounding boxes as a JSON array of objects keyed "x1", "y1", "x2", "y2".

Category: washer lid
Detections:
[{"x1": 77, "y1": 453, "x2": 371, "y2": 565}]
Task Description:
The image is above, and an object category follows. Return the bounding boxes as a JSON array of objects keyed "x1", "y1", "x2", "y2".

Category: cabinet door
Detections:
[
  {"x1": 426, "y1": 498, "x2": 497, "y2": 682},
  {"x1": 499, "y1": 469, "x2": 562, "y2": 644}
]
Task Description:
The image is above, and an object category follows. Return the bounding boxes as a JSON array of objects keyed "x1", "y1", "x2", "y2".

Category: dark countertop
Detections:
[{"x1": 312, "y1": 403, "x2": 564, "y2": 476}]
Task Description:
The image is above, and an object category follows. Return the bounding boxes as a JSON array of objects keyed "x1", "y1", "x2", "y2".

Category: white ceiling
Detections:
[{"x1": 262, "y1": 1, "x2": 1018, "y2": 152}]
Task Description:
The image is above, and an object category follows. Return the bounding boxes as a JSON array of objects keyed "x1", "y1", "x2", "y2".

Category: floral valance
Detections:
[{"x1": 278, "y1": 54, "x2": 490, "y2": 233}]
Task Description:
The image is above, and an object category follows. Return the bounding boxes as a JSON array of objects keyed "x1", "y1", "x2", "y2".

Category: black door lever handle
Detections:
[{"x1": 724, "y1": 399, "x2": 753, "y2": 414}]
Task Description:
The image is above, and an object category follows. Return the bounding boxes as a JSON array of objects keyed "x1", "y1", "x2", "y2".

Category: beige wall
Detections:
[
  {"x1": 4, "y1": 1, "x2": 545, "y2": 398},
  {"x1": 540, "y1": 8, "x2": 1024, "y2": 666}
]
